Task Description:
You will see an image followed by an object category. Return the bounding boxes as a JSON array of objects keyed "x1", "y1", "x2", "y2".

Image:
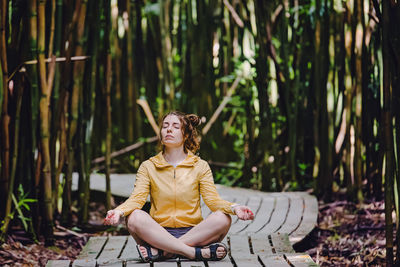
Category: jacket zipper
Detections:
[{"x1": 174, "y1": 168, "x2": 177, "y2": 227}]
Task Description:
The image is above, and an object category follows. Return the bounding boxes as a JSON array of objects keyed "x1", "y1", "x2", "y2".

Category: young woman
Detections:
[{"x1": 104, "y1": 111, "x2": 254, "y2": 262}]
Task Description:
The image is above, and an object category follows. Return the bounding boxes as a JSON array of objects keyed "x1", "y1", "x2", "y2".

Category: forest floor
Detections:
[
  {"x1": 302, "y1": 196, "x2": 389, "y2": 266},
  {"x1": 0, "y1": 195, "x2": 390, "y2": 266}
]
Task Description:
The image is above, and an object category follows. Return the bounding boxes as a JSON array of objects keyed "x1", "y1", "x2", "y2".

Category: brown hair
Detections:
[{"x1": 159, "y1": 111, "x2": 201, "y2": 153}]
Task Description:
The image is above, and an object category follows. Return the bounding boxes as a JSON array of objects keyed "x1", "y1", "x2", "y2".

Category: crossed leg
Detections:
[{"x1": 126, "y1": 209, "x2": 231, "y2": 260}]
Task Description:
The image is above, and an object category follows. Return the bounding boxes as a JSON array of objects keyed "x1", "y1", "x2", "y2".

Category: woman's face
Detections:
[{"x1": 161, "y1": 115, "x2": 185, "y2": 149}]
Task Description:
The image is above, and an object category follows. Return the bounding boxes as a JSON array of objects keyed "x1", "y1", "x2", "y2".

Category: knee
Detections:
[
  {"x1": 126, "y1": 209, "x2": 147, "y2": 232},
  {"x1": 212, "y1": 211, "x2": 232, "y2": 228}
]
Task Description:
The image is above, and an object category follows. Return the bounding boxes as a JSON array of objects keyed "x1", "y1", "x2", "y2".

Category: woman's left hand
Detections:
[{"x1": 234, "y1": 205, "x2": 254, "y2": 220}]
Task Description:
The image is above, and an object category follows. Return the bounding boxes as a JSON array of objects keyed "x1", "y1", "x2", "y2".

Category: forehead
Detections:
[{"x1": 163, "y1": 115, "x2": 181, "y2": 124}]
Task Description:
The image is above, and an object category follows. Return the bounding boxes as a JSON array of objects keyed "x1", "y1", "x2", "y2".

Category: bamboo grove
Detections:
[{"x1": 0, "y1": 0, "x2": 399, "y2": 264}]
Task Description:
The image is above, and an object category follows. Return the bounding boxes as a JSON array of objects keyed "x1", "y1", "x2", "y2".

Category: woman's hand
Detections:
[
  {"x1": 104, "y1": 209, "x2": 124, "y2": 226},
  {"x1": 234, "y1": 205, "x2": 254, "y2": 220}
]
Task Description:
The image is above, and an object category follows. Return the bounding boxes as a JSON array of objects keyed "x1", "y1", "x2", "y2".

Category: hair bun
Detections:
[{"x1": 186, "y1": 114, "x2": 201, "y2": 127}]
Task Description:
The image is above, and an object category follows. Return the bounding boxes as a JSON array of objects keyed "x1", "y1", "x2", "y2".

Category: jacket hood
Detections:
[{"x1": 149, "y1": 151, "x2": 199, "y2": 168}]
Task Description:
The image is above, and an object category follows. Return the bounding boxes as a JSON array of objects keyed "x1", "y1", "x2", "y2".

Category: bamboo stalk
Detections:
[
  {"x1": 353, "y1": 0, "x2": 364, "y2": 203},
  {"x1": 111, "y1": 0, "x2": 122, "y2": 141},
  {"x1": 223, "y1": 0, "x2": 243, "y2": 28},
  {"x1": 202, "y1": 76, "x2": 241, "y2": 136},
  {"x1": 382, "y1": 1, "x2": 394, "y2": 265},
  {"x1": 1, "y1": 78, "x2": 22, "y2": 238},
  {"x1": 38, "y1": 0, "x2": 55, "y2": 243},
  {"x1": 8, "y1": 56, "x2": 90, "y2": 81},
  {"x1": 160, "y1": 0, "x2": 175, "y2": 109},
  {"x1": 48, "y1": 0, "x2": 56, "y2": 59},
  {"x1": 27, "y1": 1, "x2": 40, "y2": 229},
  {"x1": 137, "y1": 99, "x2": 160, "y2": 135},
  {"x1": 343, "y1": 0, "x2": 354, "y2": 197},
  {"x1": 104, "y1": 0, "x2": 112, "y2": 211},
  {"x1": 81, "y1": 0, "x2": 101, "y2": 223},
  {"x1": 126, "y1": 0, "x2": 135, "y2": 143},
  {"x1": 51, "y1": 0, "x2": 63, "y2": 212},
  {"x1": 0, "y1": 0, "x2": 10, "y2": 228},
  {"x1": 91, "y1": 136, "x2": 159, "y2": 165},
  {"x1": 55, "y1": 92, "x2": 67, "y2": 212},
  {"x1": 0, "y1": 47, "x2": 2, "y2": 118},
  {"x1": 63, "y1": 0, "x2": 87, "y2": 223}
]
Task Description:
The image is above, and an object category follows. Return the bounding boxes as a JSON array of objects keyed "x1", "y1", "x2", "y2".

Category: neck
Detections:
[{"x1": 163, "y1": 147, "x2": 187, "y2": 164}]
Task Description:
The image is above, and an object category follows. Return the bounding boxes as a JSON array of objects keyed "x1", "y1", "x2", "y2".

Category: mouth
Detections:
[{"x1": 165, "y1": 135, "x2": 173, "y2": 138}]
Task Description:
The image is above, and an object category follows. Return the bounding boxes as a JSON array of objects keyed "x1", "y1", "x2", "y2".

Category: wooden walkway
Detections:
[{"x1": 47, "y1": 176, "x2": 319, "y2": 266}]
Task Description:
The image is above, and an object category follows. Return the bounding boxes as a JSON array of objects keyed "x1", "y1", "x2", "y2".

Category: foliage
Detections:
[{"x1": 1, "y1": 185, "x2": 37, "y2": 239}]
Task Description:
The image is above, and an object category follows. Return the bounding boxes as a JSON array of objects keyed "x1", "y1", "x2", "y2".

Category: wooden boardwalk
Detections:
[{"x1": 47, "y1": 176, "x2": 319, "y2": 266}]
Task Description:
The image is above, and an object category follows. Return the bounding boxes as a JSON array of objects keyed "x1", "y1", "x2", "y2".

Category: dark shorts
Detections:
[{"x1": 164, "y1": 227, "x2": 193, "y2": 238}]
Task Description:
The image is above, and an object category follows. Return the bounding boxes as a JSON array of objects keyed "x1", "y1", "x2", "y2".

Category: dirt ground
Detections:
[
  {"x1": 302, "y1": 198, "x2": 389, "y2": 266},
  {"x1": 0, "y1": 198, "x2": 390, "y2": 266}
]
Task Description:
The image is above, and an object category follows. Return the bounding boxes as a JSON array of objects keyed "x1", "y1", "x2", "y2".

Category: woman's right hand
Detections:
[{"x1": 103, "y1": 209, "x2": 124, "y2": 226}]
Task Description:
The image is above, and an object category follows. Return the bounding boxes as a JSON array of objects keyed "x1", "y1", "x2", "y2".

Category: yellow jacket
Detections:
[{"x1": 115, "y1": 151, "x2": 235, "y2": 227}]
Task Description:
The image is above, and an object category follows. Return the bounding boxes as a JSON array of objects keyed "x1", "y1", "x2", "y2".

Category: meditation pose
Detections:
[{"x1": 104, "y1": 111, "x2": 254, "y2": 262}]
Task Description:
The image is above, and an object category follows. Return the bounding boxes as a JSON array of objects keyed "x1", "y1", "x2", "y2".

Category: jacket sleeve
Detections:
[
  {"x1": 199, "y1": 162, "x2": 235, "y2": 215},
  {"x1": 115, "y1": 163, "x2": 150, "y2": 217}
]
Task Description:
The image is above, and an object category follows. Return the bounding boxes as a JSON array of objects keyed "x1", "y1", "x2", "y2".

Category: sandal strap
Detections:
[
  {"x1": 209, "y1": 244, "x2": 218, "y2": 259},
  {"x1": 195, "y1": 247, "x2": 205, "y2": 261}
]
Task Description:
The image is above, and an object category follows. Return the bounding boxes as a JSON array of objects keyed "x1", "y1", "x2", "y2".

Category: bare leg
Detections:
[
  {"x1": 126, "y1": 210, "x2": 231, "y2": 260},
  {"x1": 180, "y1": 211, "x2": 231, "y2": 246},
  {"x1": 179, "y1": 211, "x2": 231, "y2": 259},
  {"x1": 127, "y1": 209, "x2": 195, "y2": 259}
]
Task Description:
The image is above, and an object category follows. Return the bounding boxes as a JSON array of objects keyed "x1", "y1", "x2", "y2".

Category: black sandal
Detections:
[
  {"x1": 136, "y1": 244, "x2": 164, "y2": 262},
  {"x1": 194, "y1": 242, "x2": 228, "y2": 261}
]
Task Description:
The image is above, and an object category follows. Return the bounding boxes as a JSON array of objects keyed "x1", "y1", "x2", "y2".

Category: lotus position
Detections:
[{"x1": 104, "y1": 111, "x2": 254, "y2": 262}]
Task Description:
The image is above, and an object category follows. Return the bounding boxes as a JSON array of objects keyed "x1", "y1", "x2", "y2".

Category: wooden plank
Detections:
[
  {"x1": 285, "y1": 253, "x2": 319, "y2": 267},
  {"x1": 231, "y1": 254, "x2": 261, "y2": 267},
  {"x1": 289, "y1": 194, "x2": 318, "y2": 244},
  {"x1": 77, "y1": 236, "x2": 108, "y2": 260},
  {"x1": 229, "y1": 196, "x2": 262, "y2": 234},
  {"x1": 71, "y1": 259, "x2": 97, "y2": 267},
  {"x1": 245, "y1": 196, "x2": 275, "y2": 234},
  {"x1": 98, "y1": 259, "x2": 124, "y2": 267},
  {"x1": 97, "y1": 236, "x2": 127, "y2": 264},
  {"x1": 270, "y1": 233, "x2": 295, "y2": 254},
  {"x1": 258, "y1": 195, "x2": 289, "y2": 234},
  {"x1": 119, "y1": 236, "x2": 140, "y2": 261},
  {"x1": 125, "y1": 260, "x2": 150, "y2": 266},
  {"x1": 45, "y1": 260, "x2": 71, "y2": 267},
  {"x1": 250, "y1": 234, "x2": 274, "y2": 255},
  {"x1": 153, "y1": 261, "x2": 178, "y2": 266},
  {"x1": 259, "y1": 255, "x2": 291, "y2": 267},
  {"x1": 207, "y1": 257, "x2": 234, "y2": 266},
  {"x1": 180, "y1": 261, "x2": 206, "y2": 267},
  {"x1": 228, "y1": 234, "x2": 251, "y2": 257},
  {"x1": 276, "y1": 194, "x2": 304, "y2": 234}
]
